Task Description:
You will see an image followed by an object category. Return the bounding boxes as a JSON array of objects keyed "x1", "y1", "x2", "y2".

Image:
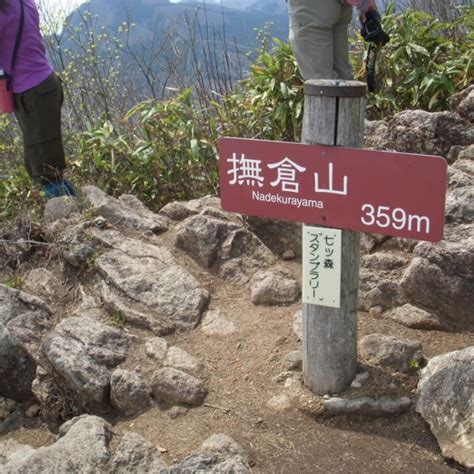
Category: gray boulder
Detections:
[
  {"x1": 0, "y1": 285, "x2": 52, "y2": 359},
  {"x1": 164, "y1": 346, "x2": 203, "y2": 373},
  {"x1": 416, "y1": 347, "x2": 474, "y2": 469},
  {"x1": 151, "y1": 367, "x2": 207, "y2": 406},
  {"x1": 0, "y1": 325, "x2": 37, "y2": 402},
  {"x1": 456, "y1": 146, "x2": 474, "y2": 162},
  {"x1": 282, "y1": 351, "x2": 302, "y2": 371},
  {"x1": 245, "y1": 216, "x2": 302, "y2": 259},
  {"x1": 359, "y1": 277, "x2": 404, "y2": 313},
  {"x1": 250, "y1": 267, "x2": 300, "y2": 306},
  {"x1": 364, "y1": 119, "x2": 389, "y2": 150},
  {"x1": 0, "y1": 439, "x2": 36, "y2": 468},
  {"x1": 186, "y1": 196, "x2": 223, "y2": 213},
  {"x1": 175, "y1": 210, "x2": 276, "y2": 285},
  {"x1": 360, "y1": 334, "x2": 423, "y2": 373},
  {"x1": 0, "y1": 399, "x2": 16, "y2": 421},
  {"x1": 360, "y1": 233, "x2": 388, "y2": 254},
  {"x1": 383, "y1": 304, "x2": 441, "y2": 330},
  {"x1": 82, "y1": 186, "x2": 169, "y2": 234},
  {"x1": 74, "y1": 286, "x2": 104, "y2": 319},
  {"x1": 169, "y1": 433, "x2": 252, "y2": 474},
  {"x1": 159, "y1": 201, "x2": 197, "y2": 221},
  {"x1": 169, "y1": 453, "x2": 251, "y2": 473},
  {"x1": 91, "y1": 228, "x2": 174, "y2": 260},
  {"x1": 401, "y1": 238, "x2": 474, "y2": 330},
  {"x1": 361, "y1": 253, "x2": 409, "y2": 271},
  {"x1": 97, "y1": 280, "x2": 175, "y2": 335},
  {"x1": 361, "y1": 233, "x2": 417, "y2": 255},
  {"x1": 175, "y1": 214, "x2": 238, "y2": 268},
  {"x1": 449, "y1": 85, "x2": 474, "y2": 122},
  {"x1": 58, "y1": 226, "x2": 98, "y2": 268},
  {"x1": 110, "y1": 431, "x2": 167, "y2": 473},
  {"x1": 0, "y1": 285, "x2": 52, "y2": 401},
  {"x1": 324, "y1": 397, "x2": 411, "y2": 416},
  {"x1": 96, "y1": 247, "x2": 208, "y2": 329},
  {"x1": 200, "y1": 310, "x2": 237, "y2": 336},
  {"x1": 218, "y1": 228, "x2": 277, "y2": 286},
  {"x1": 445, "y1": 186, "x2": 474, "y2": 224},
  {"x1": 110, "y1": 369, "x2": 151, "y2": 416},
  {"x1": 40, "y1": 317, "x2": 129, "y2": 413},
  {"x1": 23, "y1": 268, "x2": 62, "y2": 300},
  {"x1": 447, "y1": 166, "x2": 472, "y2": 190},
  {"x1": 444, "y1": 223, "x2": 473, "y2": 244},
  {"x1": 145, "y1": 337, "x2": 169, "y2": 361},
  {"x1": 358, "y1": 253, "x2": 408, "y2": 313},
  {"x1": 0, "y1": 415, "x2": 111, "y2": 473},
  {"x1": 385, "y1": 110, "x2": 473, "y2": 157},
  {"x1": 199, "y1": 434, "x2": 249, "y2": 463},
  {"x1": 44, "y1": 196, "x2": 78, "y2": 224}
]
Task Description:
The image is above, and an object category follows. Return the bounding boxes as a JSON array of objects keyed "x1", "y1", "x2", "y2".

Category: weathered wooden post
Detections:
[{"x1": 302, "y1": 79, "x2": 366, "y2": 395}]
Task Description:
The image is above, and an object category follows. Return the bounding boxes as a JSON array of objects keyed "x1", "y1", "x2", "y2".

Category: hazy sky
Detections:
[
  {"x1": 40, "y1": 0, "x2": 185, "y2": 12},
  {"x1": 40, "y1": 0, "x2": 85, "y2": 14}
]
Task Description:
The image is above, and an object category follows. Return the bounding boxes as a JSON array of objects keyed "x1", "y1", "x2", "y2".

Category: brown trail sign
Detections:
[
  {"x1": 218, "y1": 139, "x2": 446, "y2": 243},
  {"x1": 218, "y1": 79, "x2": 447, "y2": 395}
]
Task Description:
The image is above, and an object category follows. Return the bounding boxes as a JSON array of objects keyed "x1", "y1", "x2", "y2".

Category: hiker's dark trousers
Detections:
[{"x1": 14, "y1": 72, "x2": 66, "y2": 182}]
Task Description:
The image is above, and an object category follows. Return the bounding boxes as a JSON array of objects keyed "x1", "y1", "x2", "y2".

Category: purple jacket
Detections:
[{"x1": 0, "y1": 0, "x2": 53, "y2": 93}]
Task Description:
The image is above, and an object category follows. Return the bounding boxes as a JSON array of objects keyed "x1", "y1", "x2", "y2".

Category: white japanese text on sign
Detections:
[{"x1": 302, "y1": 226, "x2": 342, "y2": 308}]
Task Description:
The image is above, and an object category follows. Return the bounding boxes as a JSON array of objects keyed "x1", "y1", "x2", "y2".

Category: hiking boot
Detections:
[{"x1": 43, "y1": 179, "x2": 76, "y2": 199}]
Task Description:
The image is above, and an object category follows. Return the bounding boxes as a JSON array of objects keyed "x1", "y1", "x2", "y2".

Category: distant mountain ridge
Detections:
[
  {"x1": 61, "y1": 0, "x2": 290, "y2": 99},
  {"x1": 68, "y1": 0, "x2": 290, "y2": 51},
  {"x1": 198, "y1": 0, "x2": 289, "y2": 15}
]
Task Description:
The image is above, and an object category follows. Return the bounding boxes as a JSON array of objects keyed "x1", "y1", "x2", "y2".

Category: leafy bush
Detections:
[
  {"x1": 240, "y1": 38, "x2": 304, "y2": 142},
  {"x1": 71, "y1": 89, "x2": 219, "y2": 208},
  {"x1": 126, "y1": 88, "x2": 219, "y2": 203},
  {"x1": 354, "y1": 6, "x2": 473, "y2": 119},
  {"x1": 0, "y1": 165, "x2": 43, "y2": 221}
]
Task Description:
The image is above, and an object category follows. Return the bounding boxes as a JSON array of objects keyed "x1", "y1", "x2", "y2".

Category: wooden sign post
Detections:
[
  {"x1": 302, "y1": 79, "x2": 365, "y2": 395},
  {"x1": 218, "y1": 81, "x2": 447, "y2": 396}
]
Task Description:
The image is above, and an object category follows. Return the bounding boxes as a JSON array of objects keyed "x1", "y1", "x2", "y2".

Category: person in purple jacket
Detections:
[{"x1": 0, "y1": 0, "x2": 74, "y2": 198}]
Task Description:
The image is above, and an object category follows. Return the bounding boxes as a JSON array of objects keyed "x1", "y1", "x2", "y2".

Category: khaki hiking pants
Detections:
[
  {"x1": 288, "y1": 0, "x2": 353, "y2": 80},
  {"x1": 14, "y1": 72, "x2": 66, "y2": 183}
]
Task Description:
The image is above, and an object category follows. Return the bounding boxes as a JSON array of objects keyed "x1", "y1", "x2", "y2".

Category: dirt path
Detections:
[
  {"x1": 2, "y1": 223, "x2": 472, "y2": 473},
  {"x1": 108, "y1": 278, "x2": 469, "y2": 473}
]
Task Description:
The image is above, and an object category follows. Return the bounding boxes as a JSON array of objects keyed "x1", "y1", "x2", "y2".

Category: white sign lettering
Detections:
[
  {"x1": 314, "y1": 162, "x2": 348, "y2": 196},
  {"x1": 268, "y1": 157, "x2": 306, "y2": 193},
  {"x1": 227, "y1": 153, "x2": 264, "y2": 187},
  {"x1": 360, "y1": 204, "x2": 431, "y2": 234}
]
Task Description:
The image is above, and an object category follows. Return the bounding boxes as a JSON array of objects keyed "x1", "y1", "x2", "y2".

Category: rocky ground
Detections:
[{"x1": 0, "y1": 86, "x2": 473, "y2": 473}]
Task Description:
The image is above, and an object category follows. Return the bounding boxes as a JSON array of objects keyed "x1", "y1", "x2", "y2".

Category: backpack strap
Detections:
[{"x1": 10, "y1": 0, "x2": 25, "y2": 75}]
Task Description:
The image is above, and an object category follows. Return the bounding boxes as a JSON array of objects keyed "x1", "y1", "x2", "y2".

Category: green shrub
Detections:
[
  {"x1": 354, "y1": 6, "x2": 473, "y2": 119},
  {"x1": 3, "y1": 275, "x2": 24, "y2": 289},
  {"x1": 239, "y1": 38, "x2": 304, "y2": 142},
  {"x1": 70, "y1": 89, "x2": 219, "y2": 208},
  {"x1": 0, "y1": 166, "x2": 42, "y2": 221}
]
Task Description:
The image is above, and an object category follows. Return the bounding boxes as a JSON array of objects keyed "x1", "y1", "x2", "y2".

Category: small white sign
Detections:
[{"x1": 302, "y1": 225, "x2": 342, "y2": 308}]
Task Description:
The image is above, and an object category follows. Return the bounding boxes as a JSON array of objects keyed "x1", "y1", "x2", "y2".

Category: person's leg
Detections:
[
  {"x1": 333, "y1": 4, "x2": 354, "y2": 80},
  {"x1": 14, "y1": 95, "x2": 35, "y2": 179},
  {"x1": 288, "y1": 0, "x2": 344, "y2": 80},
  {"x1": 14, "y1": 73, "x2": 67, "y2": 183}
]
